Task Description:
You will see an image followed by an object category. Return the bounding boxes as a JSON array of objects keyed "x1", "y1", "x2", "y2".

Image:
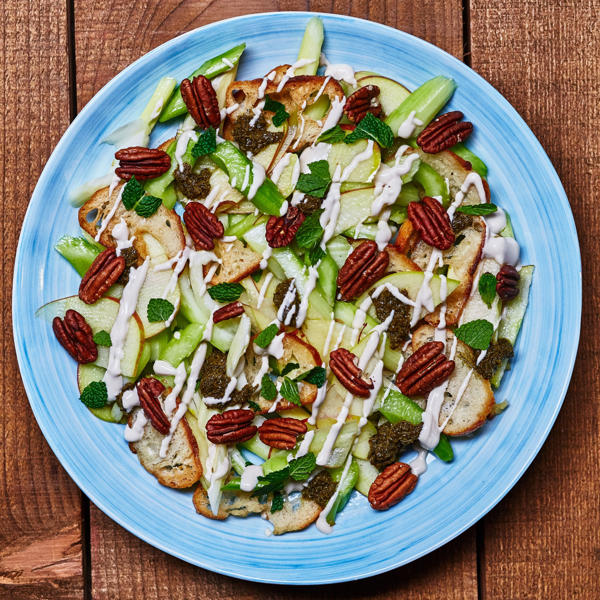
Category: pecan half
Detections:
[
  {"x1": 213, "y1": 301, "x2": 245, "y2": 323},
  {"x1": 368, "y1": 462, "x2": 418, "y2": 510},
  {"x1": 416, "y1": 111, "x2": 473, "y2": 154},
  {"x1": 407, "y1": 197, "x2": 455, "y2": 250},
  {"x1": 205, "y1": 409, "x2": 257, "y2": 444},
  {"x1": 79, "y1": 249, "x2": 126, "y2": 304},
  {"x1": 344, "y1": 85, "x2": 382, "y2": 123},
  {"x1": 114, "y1": 146, "x2": 171, "y2": 180},
  {"x1": 396, "y1": 341, "x2": 455, "y2": 396},
  {"x1": 265, "y1": 207, "x2": 306, "y2": 248},
  {"x1": 183, "y1": 202, "x2": 224, "y2": 250},
  {"x1": 52, "y1": 309, "x2": 98, "y2": 364},
  {"x1": 137, "y1": 377, "x2": 170, "y2": 435},
  {"x1": 180, "y1": 75, "x2": 221, "y2": 129},
  {"x1": 337, "y1": 240, "x2": 389, "y2": 301},
  {"x1": 258, "y1": 417, "x2": 308, "y2": 450},
  {"x1": 496, "y1": 264, "x2": 520, "y2": 300},
  {"x1": 330, "y1": 348, "x2": 374, "y2": 398}
]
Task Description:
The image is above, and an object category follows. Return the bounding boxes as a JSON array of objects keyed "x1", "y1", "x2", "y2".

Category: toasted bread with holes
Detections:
[
  {"x1": 206, "y1": 238, "x2": 262, "y2": 284},
  {"x1": 128, "y1": 409, "x2": 203, "y2": 488},
  {"x1": 412, "y1": 324, "x2": 495, "y2": 436},
  {"x1": 266, "y1": 494, "x2": 321, "y2": 535},
  {"x1": 222, "y1": 70, "x2": 345, "y2": 151},
  {"x1": 193, "y1": 486, "x2": 264, "y2": 520}
]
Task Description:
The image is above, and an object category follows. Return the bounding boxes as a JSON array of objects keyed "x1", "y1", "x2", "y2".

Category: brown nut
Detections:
[
  {"x1": 79, "y1": 248, "x2": 126, "y2": 304},
  {"x1": 114, "y1": 146, "x2": 171, "y2": 180},
  {"x1": 183, "y1": 202, "x2": 225, "y2": 250},
  {"x1": 329, "y1": 348, "x2": 374, "y2": 398},
  {"x1": 407, "y1": 197, "x2": 455, "y2": 250},
  {"x1": 337, "y1": 240, "x2": 389, "y2": 301},
  {"x1": 344, "y1": 85, "x2": 382, "y2": 123},
  {"x1": 205, "y1": 409, "x2": 257, "y2": 444},
  {"x1": 213, "y1": 301, "x2": 245, "y2": 323},
  {"x1": 496, "y1": 264, "x2": 520, "y2": 300},
  {"x1": 416, "y1": 111, "x2": 473, "y2": 154},
  {"x1": 258, "y1": 417, "x2": 308, "y2": 450},
  {"x1": 136, "y1": 377, "x2": 170, "y2": 435},
  {"x1": 52, "y1": 309, "x2": 98, "y2": 364},
  {"x1": 368, "y1": 462, "x2": 418, "y2": 510},
  {"x1": 180, "y1": 75, "x2": 221, "y2": 129},
  {"x1": 265, "y1": 207, "x2": 306, "y2": 248},
  {"x1": 396, "y1": 341, "x2": 455, "y2": 396}
]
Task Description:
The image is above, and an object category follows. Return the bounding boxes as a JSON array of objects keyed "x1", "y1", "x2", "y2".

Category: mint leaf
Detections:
[
  {"x1": 281, "y1": 362, "x2": 300, "y2": 377},
  {"x1": 251, "y1": 269, "x2": 263, "y2": 282},
  {"x1": 454, "y1": 319, "x2": 494, "y2": 350},
  {"x1": 254, "y1": 323, "x2": 279, "y2": 348},
  {"x1": 253, "y1": 467, "x2": 290, "y2": 496},
  {"x1": 308, "y1": 245, "x2": 325, "y2": 265},
  {"x1": 344, "y1": 112, "x2": 394, "y2": 148},
  {"x1": 271, "y1": 492, "x2": 284, "y2": 513},
  {"x1": 247, "y1": 399, "x2": 261, "y2": 411},
  {"x1": 296, "y1": 366, "x2": 326, "y2": 388},
  {"x1": 288, "y1": 452, "x2": 316, "y2": 481},
  {"x1": 93, "y1": 330, "x2": 112, "y2": 347},
  {"x1": 268, "y1": 356, "x2": 281, "y2": 376},
  {"x1": 147, "y1": 298, "x2": 175, "y2": 322},
  {"x1": 264, "y1": 95, "x2": 289, "y2": 127},
  {"x1": 457, "y1": 203, "x2": 498, "y2": 216},
  {"x1": 280, "y1": 377, "x2": 301, "y2": 406},
  {"x1": 478, "y1": 273, "x2": 497, "y2": 308},
  {"x1": 80, "y1": 381, "x2": 107, "y2": 409},
  {"x1": 207, "y1": 282, "x2": 244, "y2": 302},
  {"x1": 296, "y1": 210, "x2": 324, "y2": 249},
  {"x1": 260, "y1": 374, "x2": 278, "y2": 401},
  {"x1": 296, "y1": 160, "x2": 332, "y2": 198},
  {"x1": 317, "y1": 125, "x2": 346, "y2": 144},
  {"x1": 122, "y1": 176, "x2": 145, "y2": 210},
  {"x1": 192, "y1": 127, "x2": 216, "y2": 158},
  {"x1": 135, "y1": 195, "x2": 162, "y2": 218}
]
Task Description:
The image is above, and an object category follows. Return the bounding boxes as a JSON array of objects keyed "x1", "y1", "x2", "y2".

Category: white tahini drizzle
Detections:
[
  {"x1": 324, "y1": 63, "x2": 357, "y2": 86},
  {"x1": 94, "y1": 185, "x2": 124, "y2": 242},
  {"x1": 276, "y1": 58, "x2": 315, "y2": 92},
  {"x1": 258, "y1": 70, "x2": 277, "y2": 99},
  {"x1": 124, "y1": 410, "x2": 148, "y2": 442},
  {"x1": 396, "y1": 110, "x2": 424, "y2": 138},
  {"x1": 111, "y1": 218, "x2": 135, "y2": 257},
  {"x1": 240, "y1": 464, "x2": 263, "y2": 492},
  {"x1": 256, "y1": 272, "x2": 274, "y2": 309}
]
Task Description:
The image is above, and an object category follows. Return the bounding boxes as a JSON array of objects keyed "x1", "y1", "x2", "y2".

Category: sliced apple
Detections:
[
  {"x1": 328, "y1": 139, "x2": 381, "y2": 183},
  {"x1": 334, "y1": 187, "x2": 375, "y2": 236},
  {"x1": 77, "y1": 363, "x2": 122, "y2": 423},
  {"x1": 272, "y1": 152, "x2": 299, "y2": 198},
  {"x1": 354, "y1": 457, "x2": 379, "y2": 496},
  {"x1": 357, "y1": 75, "x2": 411, "y2": 117},
  {"x1": 308, "y1": 417, "x2": 359, "y2": 468},
  {"x1": 253, "y1": 143, "x2": 279, "y2": 171}
]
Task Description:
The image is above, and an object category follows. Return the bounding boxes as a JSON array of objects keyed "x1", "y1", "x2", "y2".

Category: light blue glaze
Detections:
[{"x1": 13, "y1": 12, "x2": 581, "y2": 585}]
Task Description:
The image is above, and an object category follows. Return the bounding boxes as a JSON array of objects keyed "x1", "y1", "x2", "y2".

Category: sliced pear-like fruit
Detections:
[
  {"x1": 334, "y1": 187, "x2": 375, "y2": 236},
  {"x1": 356, "y1": 75, "x2": 411, "y2": 116},
  {"x1": 328, "y1": 139, "x2": 381, "y2": 183},
  {"x1": 272, "y1": 152, "x2": 299, "y2": 198}
]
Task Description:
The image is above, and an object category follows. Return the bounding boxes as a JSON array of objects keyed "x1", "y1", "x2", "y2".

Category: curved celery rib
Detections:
[
  {"x1": 295, "y1": 17, "x2": 324, "y2": 76},
  {"x1": 450, "y1": 142, "x2": 488, "y2": 177},
  {"x1": 55, "y1": 235, "x2": 102, "y2": 276}
]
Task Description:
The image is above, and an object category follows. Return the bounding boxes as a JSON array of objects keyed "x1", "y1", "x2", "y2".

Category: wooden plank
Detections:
[
  {"x1": 0, "y1": 1, "x2": 84, "y2": 599},
  {"x1": 73, "y1": 2, "x2": 475, "y2": 597},
  {"x1": 469, "y1": 1, "x2": 600, "y2": 598}
]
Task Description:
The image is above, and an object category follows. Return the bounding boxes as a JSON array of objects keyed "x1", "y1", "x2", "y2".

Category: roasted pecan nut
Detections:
[
  {"x1": 52, "y1": 309, "x2": 98, "y2": 364},
  {"x1": 79, "y1": 249, "x2": 126, "y2": 304},
  {"x1": 180, "y1": 75, "x2": 221, "y2": 129},
  {"x1": 330, "y1": 348, "x2": 374, "y2": 398},
  {"x1": 136, "y1": 377, "x2": 170, "y2": 435},
  {"x1": 114, "y1": 146, "x2": 171, "y2": 180},
  {"x1": 183, "y1": 202, "x2": 225, "y2": 250},
  {"x1": 344, "y1": 85, "x2": 382, "y2": 123},
  {"x1": 205, "y1": 409, "x2": 257, "y2": 444},
  {"x1": 396, "y1": 341, "x2": 455, "y2": 396},
  {"x1": 496, "y1": 264, "x2": 520, "y2": 300},
  {"x1": 213, "y1": 301, "x2": 245, "y2": 323},
  {"x1": 416, "y1": 111, "x2": 473, "y2": 154},
  {"x1": 368, "y1": 462, "x2": 418, "y2": 510},
  {"x1": 258, "y1": 417, "x2": 308, "y2": 450},
  {"x1": 337, "y1": 240, "x2": 389, "y2": 301},
  {"x1": 265, "y1": 207, "x2": 306, "y2": 248},
  {"x1": 407, "y1": 197, "x2": 455, "y2": 250}
]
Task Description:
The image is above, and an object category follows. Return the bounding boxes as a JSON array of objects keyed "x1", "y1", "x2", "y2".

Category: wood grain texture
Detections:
[
  {"x1": 0, "y1": 1, "x2": 84, "y2": 599},
  {"x1": 469, "y1": 1, "x2": 599, "y2": 598}
]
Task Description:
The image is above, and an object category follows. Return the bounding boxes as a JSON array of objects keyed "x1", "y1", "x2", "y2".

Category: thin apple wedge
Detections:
[
  {"x1": 327, "y1": 139, "x2": 381, "y2": 183},
  {"x1": 356, "y1": 75, "x2": 411, "y2": 117}
]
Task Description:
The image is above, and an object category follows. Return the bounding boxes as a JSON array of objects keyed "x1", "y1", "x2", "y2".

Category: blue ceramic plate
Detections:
[{"x1": 13, "y1": 12, "x2": 580, "y2": 584}]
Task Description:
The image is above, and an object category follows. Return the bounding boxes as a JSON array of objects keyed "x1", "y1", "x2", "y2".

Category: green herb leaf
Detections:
[
  {"x1": 264, "y1": 95, "x2": 289, "y2": 127},
  {"x1": 135, "y1": 195, "x2": 162, "y2": 218},
  {"x1": 344, "y1": 112, "x2": 394, "y2": 148},
  {"x1": 80, "y1": 381, "x2": 107, "y2": 409},
  {"x1": 147, "y1": 298, "x2": 175, "y2": 322},
  {"x1": 288, "y1": 452, "x2": 316, "y2": 481},
  {"x1": 280, "y1": 376, "x2": 301, "y2": 406},
  {"x1": 317, "y1": 125, "x2": 346, "y2": 144},
  {"x1": 247, "y1": 399, "x2": 261, "y2": 412},
  {"x1": 296, "y1": 160, "x2": 332, "y2": 198},
  {"x1": 296, "y1": 366, "x2": 326, "y2": 388},
  {"x1": 207, "y1": 282, "x2": 244, "y2": 302},
  {"x1": 253, "y1": 467, "x2": 290, "y2": 496},
  {"x1": 260, "y1": 374, "x2": 278, "y2": 401},
  {"x1": 478, "y1": 272, "x2": 497, "y2": 308},
  {"x1": 268, "y1": 356, "x2": 281, "y2": 376},
  {"x1": 454, "y1": 233, "x2": 465, "y2": 246},
  {"x1": 93, "y1": 330, "x2": 112, "y2": 347},
  {"x1": 456, "y1": 203, "x2": 498, "y2": 216},
  {"x1": 281, "y1": 362, "x2": 300, "y2": 377},
  {"x1": 296, "y1": 210, "x2": 324, "y2": 249},
  {"x1": 271, "y1": 492, "x2": 284, "y2": 513},
  {"x1": 122, "y1": 176, "x2": 145, "y2": 210},
  {"x1": 254, "y1": 323, "x2": 279, "y2": 348},
  {"x1": 192, "y1": 127, "x2": 217, "y2": 158},
  {"x1": 251, "y1": 269, "x2": 263, "y2": 282},
  {"x1": 454, "y1": 319, "x2": 494, "y2": 350},
  {"x1": 308, "y1": 245, "x2": 326, "y2": 265}
]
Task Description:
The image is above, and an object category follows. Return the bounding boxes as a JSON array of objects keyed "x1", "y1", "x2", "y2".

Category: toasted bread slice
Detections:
[
  {"x1": 267, "y1": 495, "x2": 321, "y2": 535},
  {"x1": 385, "y1": 245, "x2": 421, "y2": 272},
  {"x1": 129, "y1": 409, "x2": 203, "y2": 488},
  {"x1": 193, "y1": 486, "x2": 264, "y2": 520},
  {"x1": 206, "y1": 238, "x2": 262, "y2": 284},
  {"x1": 412, "y1": 324, "x2": 495, "y2": 436}
]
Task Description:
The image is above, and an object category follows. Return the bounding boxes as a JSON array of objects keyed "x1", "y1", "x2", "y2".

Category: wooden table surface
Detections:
[{"x1": 1, "y1": 1, "x2": 597, "y2": 598}]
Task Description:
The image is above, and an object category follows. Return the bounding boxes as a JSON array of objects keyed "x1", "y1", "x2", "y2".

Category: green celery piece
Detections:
[
  {"x1": 140, "y1": 76, "x2": 177, "y2": 131},
  {"x1": 451, "y1": 142, "x2": 488, "y2": 177},
  {"x1": 229, "y1": 447, "x2": 247, "y2": 475},
  {"x1": 413, "y1": 162, "x2": 450, "y2": 207},
  {"x1": 159, "y1": 44, "x2": 246, "y2": 122},
  {"x1": 343, "y1": 223, "x2": 380, "y2": 240},
  {"x1": 55, "y1": 235, "x2": 103, "y2": 276},
  {"x1": 161, "y1": 182, "x2": 177, "y2": 210},
  {"x1": 221, "y1": 477, "x2": 242, "y2": 491},
  {"x1": 145, "y1": 138, "x2": 193, "y2": 200},
  {"x1": 395, "y1": 182, "x2": 420, "y2": 207},
  {"x1": 389, "y1": 204, "x2": 407, "y2": 225},
  {"x1": 326, "y1": 235, "x2": 352, "y2": 269},
  {"x1": 226, "y1": 213, "x2": 262, "y2": 238},
  {"x1": 500, "y1": 210, "x2": 515, "y2": 238},
  {"x1": 317, "y1": 252, "x2": 338, "y2": 307},
  {"x1": 295, "y1": 17, "x2": 323, "y2": 76},
  {"x1": 160, "y1": 323, "x2": 205, "y2": 366},
  {"x1": 239, "y1": 436, "x2": 271, "y2": 460},
  {"x1": 261, "y1": 450, "x2": 289, "y2": 475},
  {"x1": 385, "y1": 76, "x2": 456, "y2": 137},
  {"x1": 326, "y1": 459, "x2": 359, "y2": 525}
]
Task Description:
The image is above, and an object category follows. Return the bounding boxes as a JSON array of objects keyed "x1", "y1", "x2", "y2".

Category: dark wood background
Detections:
[{"x1": 1, "y1": 1, "x2": 597, "y2": 598}]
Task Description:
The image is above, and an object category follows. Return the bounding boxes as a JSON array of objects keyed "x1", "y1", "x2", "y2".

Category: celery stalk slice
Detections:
[
  {"x1": 55, "y1": 235, "x2": 103, "y2": 276},
  {"x1": 295, "y1": 17, "x2": 324, "y2": 76},
  {"x1": 450, "y1": 142, "x2": 488, "y2": 177}
]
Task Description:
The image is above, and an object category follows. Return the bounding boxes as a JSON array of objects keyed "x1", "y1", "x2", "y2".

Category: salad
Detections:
[{"x1": 41, "y1": 17, "x2": 533, "y2": 536}]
